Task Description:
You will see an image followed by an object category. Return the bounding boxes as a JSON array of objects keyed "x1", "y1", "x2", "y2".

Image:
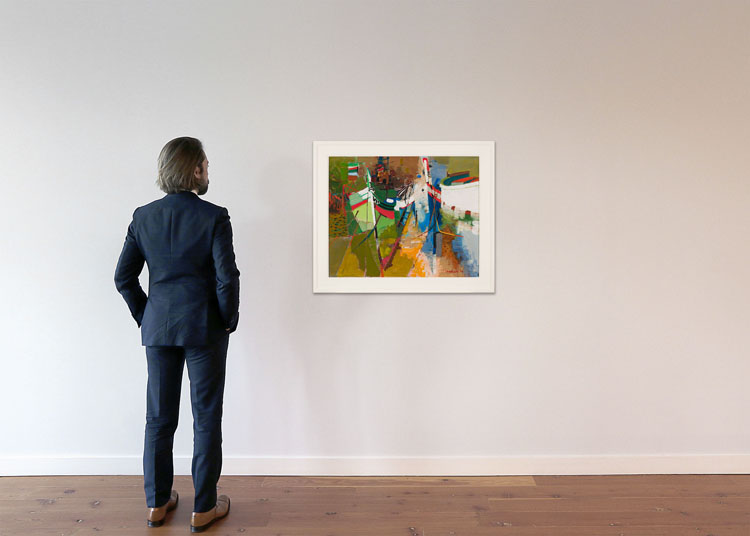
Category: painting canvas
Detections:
[{"x1": 313, "y1": 141, "x2": 495, "y2": 293}]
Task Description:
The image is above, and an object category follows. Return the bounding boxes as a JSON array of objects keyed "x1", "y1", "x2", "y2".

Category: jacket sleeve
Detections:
[
  {"x1": 114, "y1": 209, "x2": 148, "y2": 327},
  {"x1": 212, "y1": 207, "x2": 240, "y2": 333}
]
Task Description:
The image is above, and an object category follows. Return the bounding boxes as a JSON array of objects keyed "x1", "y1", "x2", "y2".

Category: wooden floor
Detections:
[{"x1": 0, "y1": 474, "x2": 748, "y2": 535}]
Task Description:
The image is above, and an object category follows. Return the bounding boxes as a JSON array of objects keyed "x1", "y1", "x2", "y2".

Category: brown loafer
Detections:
[
  {"x1": 147, "y1": 489, "x2": 179, "y2": 527},
  {"x1": 190, "y1": 494, "x2": 230, "y2": 533}
]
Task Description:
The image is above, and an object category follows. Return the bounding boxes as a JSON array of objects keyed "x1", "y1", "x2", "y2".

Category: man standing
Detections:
[{"x1": 115, "y1": 137, "x2": 240, "y2": 532}]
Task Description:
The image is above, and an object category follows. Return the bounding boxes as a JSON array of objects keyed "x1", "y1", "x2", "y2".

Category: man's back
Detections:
[{"x1": 115, "y1": 190, "x2": 240, "y2": 346}]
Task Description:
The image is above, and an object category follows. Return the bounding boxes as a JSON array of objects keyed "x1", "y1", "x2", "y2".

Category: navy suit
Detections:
[{"x1": 115, "y1": 190, "x2": 240, "y2": 512}]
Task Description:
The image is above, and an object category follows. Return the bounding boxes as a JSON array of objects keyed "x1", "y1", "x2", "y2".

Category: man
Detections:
[{"x1": 115, "y1": 137, "x2": 240, "y2": 532}]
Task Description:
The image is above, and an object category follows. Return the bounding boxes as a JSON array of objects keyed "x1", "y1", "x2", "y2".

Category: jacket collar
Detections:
[{"x1": 167, "y1": 190, "x2": 197, "y2": 196}]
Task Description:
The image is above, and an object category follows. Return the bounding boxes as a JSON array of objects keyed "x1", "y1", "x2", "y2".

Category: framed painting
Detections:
[{"x1": 313, "y1": 141, "x2": 495, "y2": 293}]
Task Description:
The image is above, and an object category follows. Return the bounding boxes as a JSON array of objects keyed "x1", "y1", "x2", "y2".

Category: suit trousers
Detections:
[{"x1": 143, "y1": 332, "x2": 229, "y2": 513}]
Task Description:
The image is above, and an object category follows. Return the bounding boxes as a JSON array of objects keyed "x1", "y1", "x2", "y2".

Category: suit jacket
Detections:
[{"x1": 115, "y1": 191, "x2": 240, "y2": 346}]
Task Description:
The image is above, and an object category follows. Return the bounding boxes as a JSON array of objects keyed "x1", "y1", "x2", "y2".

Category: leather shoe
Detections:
[
  {"x1": 190, "y1": 494, "x2": 230, "y2": 533},
  {"x1": 147, "y1": 489, "x2": 179, "y2": 527}
]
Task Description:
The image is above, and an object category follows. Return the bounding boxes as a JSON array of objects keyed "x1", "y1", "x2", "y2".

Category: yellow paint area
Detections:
[{"x1": 336, "y1": 239, "x2": 365, "y2": 277}]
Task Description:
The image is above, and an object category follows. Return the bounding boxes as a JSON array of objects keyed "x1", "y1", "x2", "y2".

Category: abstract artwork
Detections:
[{"x1": 314, "y1": 141, "x2": 494, "y2": 293}]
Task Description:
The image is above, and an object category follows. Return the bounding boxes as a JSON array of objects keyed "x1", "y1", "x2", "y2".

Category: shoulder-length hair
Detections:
[{"x1": 156, "y1": 137, "x2": 206, "y2": 194}]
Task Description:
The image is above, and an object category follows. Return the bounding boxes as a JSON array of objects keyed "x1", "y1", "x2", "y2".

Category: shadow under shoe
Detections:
[
  {"x1": 190, "y1": 494, "x2": 230, "y2": 533},
  {"x1": 147, "y1": 489, "x2": 179, "y2": 527}
]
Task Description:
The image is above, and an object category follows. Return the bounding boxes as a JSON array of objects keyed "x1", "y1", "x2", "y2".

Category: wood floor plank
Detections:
[
  {"x1": 259, "y1": 475, "x2": 536, "y2": 487},
  {"x1": 486, "y1": 496, "x2": 750, "y2": 512},
  {"x1": 533, "y1": 474, "x2": 749, "y2": 486},
  {"x1": 489, "y1": 484, "x2": 750, "y2": 499},
  {"x1": 477, "y1": 509, "x2": 750, "y2": 526},
  {"x1": 263, "y1": 510, "x2": 482, "y2": 530}
]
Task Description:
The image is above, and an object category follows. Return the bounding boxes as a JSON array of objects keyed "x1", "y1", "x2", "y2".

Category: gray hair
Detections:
[{"x1": 156, "y1": 137, "x2": 206, "y2": 193}]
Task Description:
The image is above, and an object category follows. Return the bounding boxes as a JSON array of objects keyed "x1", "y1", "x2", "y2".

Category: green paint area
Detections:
[
  {"x1": 440, "y1": 207, "x2": 478, "y2": 230},
  {"x1": 459, "y1": 211, "x2": 478, "y2": 224},
  {"x1": 329, "y1": 156, "x2": 365, "y2": 194},
  {"x1": 329, "y1": 237, "x2": 350, "y2": 276},
  {"x1": 351, "y1": 204, "x2": 372, "y2": 232},
  {"x1": 439, "y1": 209, "x2": 459, "y2": 233},
  {"x1": 334, "y1": 231, "x2": 383, "y2": 277},
  {"x1": 350, "y1": 232, "x2": 381, "y2": 276},
  {"x1": 333, "y1": 228, "x2": 414, "y2": 277},
  {"x1": 378, "y1": 238, "x2": 395, "y2": 259},
  {"x1": 375, "y1": 213, "x2": 394, "y2": 234},
  {"x1": 345, "y1": 209, "x2": 358, "y2": 235},
  {"x1": 377, "y1": 220, "x2": 399, "y2": 240},
  {"x1": 328, "y1": 157, "x2": 348, "y2": 195}
]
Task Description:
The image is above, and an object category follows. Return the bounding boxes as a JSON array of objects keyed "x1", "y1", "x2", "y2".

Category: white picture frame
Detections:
[{"x1": 313, "y1": 141, "x2": 495, "y2": 293}]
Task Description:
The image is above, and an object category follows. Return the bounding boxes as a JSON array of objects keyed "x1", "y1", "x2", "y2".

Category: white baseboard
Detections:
[{"x1": 1, "y1": 454, "x2": 748, "y2": 476}]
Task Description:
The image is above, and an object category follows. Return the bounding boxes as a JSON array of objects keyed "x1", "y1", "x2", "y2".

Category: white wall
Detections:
[{"x1": 1, "y1": 0, "x2": 749, "y2": 476}]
